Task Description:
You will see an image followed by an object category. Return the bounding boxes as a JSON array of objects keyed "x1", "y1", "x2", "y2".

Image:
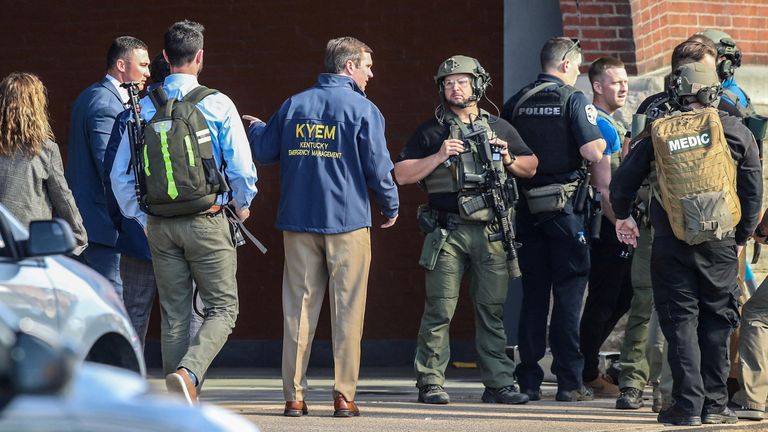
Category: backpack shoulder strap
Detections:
[{"x1": 183, "y1": 85, "x2": 218, "y2": 106}]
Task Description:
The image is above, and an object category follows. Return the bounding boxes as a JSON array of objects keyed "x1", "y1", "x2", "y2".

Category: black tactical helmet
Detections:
[
  {"x1": 698, "y1": 29, "x2": 742, "y2": 81},
  {"x1": 668, "y1": 61, "x2": 722, "y2": 106},
  {"x1": 434, "y1": 55, "x2": 491, "y2": 101}
]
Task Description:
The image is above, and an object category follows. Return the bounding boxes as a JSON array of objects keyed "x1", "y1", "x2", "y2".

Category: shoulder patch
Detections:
[{"x1": 585, "y1": 104, "x2": 598, "y2": 125}]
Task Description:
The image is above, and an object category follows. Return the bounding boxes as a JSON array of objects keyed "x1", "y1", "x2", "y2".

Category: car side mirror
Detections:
[
  {"x1": 26, "y1": 219, "x2": 76, "y2": 257},
  {"x1": 0, "y1": 318, "x2": 76, "y2": 412},
  {"x1": 10, "y1": 331, "x2": 74, "y2": 395}
]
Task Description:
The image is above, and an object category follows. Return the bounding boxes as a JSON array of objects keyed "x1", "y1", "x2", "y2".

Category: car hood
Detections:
[{"x1": 1, "y1": 362, "x2": 259, "y2": 432}]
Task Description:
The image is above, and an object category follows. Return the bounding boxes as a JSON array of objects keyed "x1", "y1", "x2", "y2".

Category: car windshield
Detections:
[{"x1": 0, "y1": 205, "x2": 28, "y2": 241}]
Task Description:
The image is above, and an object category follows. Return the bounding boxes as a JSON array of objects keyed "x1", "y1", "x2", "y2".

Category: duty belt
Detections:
[{"x1": 428, "y1": 208, "x2": 486, "y2": 230}]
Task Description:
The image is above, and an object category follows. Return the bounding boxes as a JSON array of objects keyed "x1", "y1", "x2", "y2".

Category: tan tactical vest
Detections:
[{"x1": 650, "y1": 107, "x2": 741, "y2": 244}]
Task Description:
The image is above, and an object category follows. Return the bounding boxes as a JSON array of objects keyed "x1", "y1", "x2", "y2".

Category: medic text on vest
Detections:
[
  {"x1": 517, "y1": 105, "x2": 562, "y2": 116},
  {"x1": 667, "y1": 130, "x2": 711, "y2": 154}
]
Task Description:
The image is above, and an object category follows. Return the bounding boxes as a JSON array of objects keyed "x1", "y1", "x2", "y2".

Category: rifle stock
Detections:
[{"x1": 121, "y1": 82, "x2": 146, "y2": 210}]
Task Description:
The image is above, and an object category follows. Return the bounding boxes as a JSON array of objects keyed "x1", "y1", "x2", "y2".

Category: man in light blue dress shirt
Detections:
[{"x1": 111, "y1": 20, "x2": 257, "y2": 406}]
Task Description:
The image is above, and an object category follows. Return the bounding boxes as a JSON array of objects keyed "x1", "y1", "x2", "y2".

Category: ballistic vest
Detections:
[
  {"x1": 722, "y1": 89, "x2": 757, "y2": 118},
  {"x1": 422, "y1": 108, "x2": 506, "y2": 194},
  {"x1": 510, "y1": 81, "x2": 582, "y2": 187},
  {"x1": 650, "y1": 107, "x2": 741, "y2": 244},
  {"x1": 596, "y1": 110, "x2": 626, "y2": 173}
]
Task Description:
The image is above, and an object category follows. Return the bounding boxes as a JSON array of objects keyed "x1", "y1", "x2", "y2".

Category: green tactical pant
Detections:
[
  {"x1": 732, "y1": 277, "x2": 768, "y2": 410},
  {"x1": 148, "y1": 212, "x2": 238, "y2": 384},
  {"x1": 414, "y1": 221, "x2": 516, "y2": 389},
  {"x1": 618, "y1": 225, "x2": 654, "y2": 390}
]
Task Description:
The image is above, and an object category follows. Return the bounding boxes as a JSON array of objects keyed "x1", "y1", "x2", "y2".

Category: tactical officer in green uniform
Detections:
[{"x1": 395, "y1": 55, "x2": 538, "y2": 405}]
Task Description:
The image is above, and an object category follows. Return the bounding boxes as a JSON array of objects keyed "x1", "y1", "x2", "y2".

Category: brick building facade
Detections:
[
  {"x1": 0, "y1": 0, "x2": 764, "y2": 366},
  {"x1": 560, "y1": 0, "x2": 768, "y2": 74}
]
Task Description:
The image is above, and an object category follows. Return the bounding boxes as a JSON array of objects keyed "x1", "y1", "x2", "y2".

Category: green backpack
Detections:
[{"x1": 139, "y1": 85, "x2": 229, "y2": 217}]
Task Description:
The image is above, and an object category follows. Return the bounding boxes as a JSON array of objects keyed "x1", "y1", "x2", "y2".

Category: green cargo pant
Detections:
[
  {"x1": 618, "y1": 225, "x2": 654, "y2": 391},
  {"x1": 414, "y1": 221, "x2": 516, "y2": 389},
  {"x1": 732, "y1": 277, "x2": 768, "y2": 410},
  {"x1": 148, "y1": 212, "x2": 238, "y2": 384}
]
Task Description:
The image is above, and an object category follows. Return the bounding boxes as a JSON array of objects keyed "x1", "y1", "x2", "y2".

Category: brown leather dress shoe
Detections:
[
  {"x1": 333, "y1": 394, "x2": 360, "y2": 417},
  {"x1": 165, "y1": 368, "x2": 198, "y2": 406},
  {"x1": 283, "y1": 401, "x2": 308, "y2": 417}
]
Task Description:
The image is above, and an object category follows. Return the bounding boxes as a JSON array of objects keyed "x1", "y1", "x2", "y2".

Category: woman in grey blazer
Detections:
[{"x1": 0, "y1": 72, "x2": 87, "y2": 249}]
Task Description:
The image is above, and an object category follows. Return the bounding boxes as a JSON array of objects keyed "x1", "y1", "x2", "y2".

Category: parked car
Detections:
[
  {"x1": 0, "y1": 305, "x2": 259, "y2": 432},
  {"x1": 0, "y1": 204, "x2": 144, "y2": 375}
]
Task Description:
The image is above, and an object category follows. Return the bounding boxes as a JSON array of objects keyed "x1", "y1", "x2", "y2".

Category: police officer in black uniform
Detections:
[
  {"x1": 396, "y1": 55, "x2": 538, "y2": 405},
  {"x1": 610, "y1": 61, "x2": 762, "y2": 426},
  {"x1": 501, "y1": 37, "x2": 606, "y2": 402}
]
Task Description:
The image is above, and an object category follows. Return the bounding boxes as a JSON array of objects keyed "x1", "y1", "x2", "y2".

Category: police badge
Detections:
[{"x1": 585, "y1": 104, "x2": 598, "y2": 125}]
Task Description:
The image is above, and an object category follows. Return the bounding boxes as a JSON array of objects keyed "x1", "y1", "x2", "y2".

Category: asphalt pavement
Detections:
[{"x1": 149, "y1": 368, "x2": 768, "y2": 432}]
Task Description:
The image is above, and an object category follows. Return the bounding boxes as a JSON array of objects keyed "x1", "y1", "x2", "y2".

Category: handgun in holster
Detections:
[{"x1": 590, "y1": 191, "x2": 603, "y2": 240}]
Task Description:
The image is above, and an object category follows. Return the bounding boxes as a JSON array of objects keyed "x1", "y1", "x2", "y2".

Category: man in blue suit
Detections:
[{"x1": 66, "y1": 36, "x2": 150, "y2": 296}]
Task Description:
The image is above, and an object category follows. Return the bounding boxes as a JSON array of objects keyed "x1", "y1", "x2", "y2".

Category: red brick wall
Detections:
[
  {"x1": 561, "y1": 0, "x2": 768, "y2": 75},
  {"x1": 632, "y1": 0, "x2": 768, "y2": 73},
  {"x1": 0, "y1": 0, "x2": 506, "y2": 342},
  {"x1": 560, "y1": 0, "x2": 637, "y2": 73}
]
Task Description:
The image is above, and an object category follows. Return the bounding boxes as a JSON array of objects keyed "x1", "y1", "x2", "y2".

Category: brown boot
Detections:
[{"x1": 585, "y1": 374, "x2": 620, "y2": 398}]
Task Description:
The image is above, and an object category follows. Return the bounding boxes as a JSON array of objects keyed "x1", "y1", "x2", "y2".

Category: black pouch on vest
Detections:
[
  {"x1": 419, "y1": 227, "x2": 448, "y2": 271},
  {"x1": 523, "y1": 184, "x2": 568, "y2": 214}
]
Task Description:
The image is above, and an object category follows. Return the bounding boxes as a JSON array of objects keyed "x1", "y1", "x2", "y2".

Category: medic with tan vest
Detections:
[{"x1": 610, "y1": 61, "x2": 762, "y2": 427}]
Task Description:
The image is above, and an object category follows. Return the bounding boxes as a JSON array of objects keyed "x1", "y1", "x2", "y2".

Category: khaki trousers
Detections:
[
  {"x1": 148, "y1": 212, "x2": 238, "y2": 382},
  {"x1": 732, "y1": 277, "x2": 768, "y2": 410},
  {"x1": 281, "y1": 228, "x2": 371, "y2": 402}
]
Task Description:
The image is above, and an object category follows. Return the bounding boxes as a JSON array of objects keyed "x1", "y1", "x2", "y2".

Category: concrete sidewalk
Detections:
[{"x1": 151, "y1": 368, "x2": 768, "y2": 432}]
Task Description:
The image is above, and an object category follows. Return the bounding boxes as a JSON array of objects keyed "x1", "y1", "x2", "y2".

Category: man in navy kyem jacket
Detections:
[{"x1": 246, "y1": 36, "x2": 399, "y2": 418}]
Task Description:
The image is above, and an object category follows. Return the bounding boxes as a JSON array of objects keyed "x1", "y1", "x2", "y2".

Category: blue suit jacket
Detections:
[
  {"x1": 65, "y1": 77, "x2": 123, "y2": 247},
  {"x1": 103, "y1": 110, "x2": 151, "y2": 261}
]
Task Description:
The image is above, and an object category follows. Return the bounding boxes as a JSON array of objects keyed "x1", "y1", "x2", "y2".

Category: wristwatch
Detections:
[{"x1": 503, "y1": 154, "x2": 516, "y2": 167}]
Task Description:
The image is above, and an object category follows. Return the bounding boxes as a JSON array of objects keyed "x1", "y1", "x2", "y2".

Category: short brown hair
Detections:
[
  {"x1": 540, "y1": 37, "x2": 582, "y2": 70},
  {"x1": 671, "y1": 38, "x2": 717, "y2": 70},
  {"x1": 588, "y1": 57, "x2": 625, "y2": 84},
  {"x1": 0, "y1": 72, "x2": 53, "y2": 157},
  {"x1": 324, "y1": 36, "x2": 372, "y2": 73}
]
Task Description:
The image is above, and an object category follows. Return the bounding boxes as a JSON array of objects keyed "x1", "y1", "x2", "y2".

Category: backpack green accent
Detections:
[
  {"x1": 143, "y1": 145, "x2": 150, "y2": 177},
  {"x1": 138, "y1": 85, "x2": 229, "y2": 217},
  {"x1": 158, "y1": 123, "x2": 178, "y2": 199}
]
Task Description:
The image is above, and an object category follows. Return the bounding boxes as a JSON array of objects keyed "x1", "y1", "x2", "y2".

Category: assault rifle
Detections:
[
  {"x1": 459, "y1": 124, "x2": 522, "y2": 279},
  {"x1": 120, "y1": 82, "x2": 146, "y2": 209}
]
